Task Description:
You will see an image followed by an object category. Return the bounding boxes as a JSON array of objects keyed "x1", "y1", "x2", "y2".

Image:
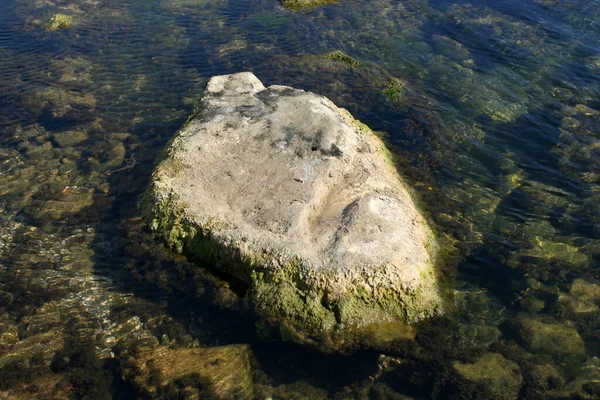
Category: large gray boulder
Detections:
[{"x1": 143, "y1": 72, "x2": 442, "y2": 351}]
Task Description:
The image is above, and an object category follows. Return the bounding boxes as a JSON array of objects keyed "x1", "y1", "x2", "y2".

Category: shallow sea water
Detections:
[{"x1": 0, "y1": 0, "x2": 599, "y2": 398}]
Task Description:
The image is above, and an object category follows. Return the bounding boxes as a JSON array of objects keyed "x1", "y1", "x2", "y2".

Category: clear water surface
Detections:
[{"x1": 0, "y1": 0, "x2": 599, "y2": 398}]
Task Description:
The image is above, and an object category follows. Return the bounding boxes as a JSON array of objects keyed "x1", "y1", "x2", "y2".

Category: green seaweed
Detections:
[
  {"x1": 46, "y1": 14, "x2": 73, "y2": 31},
  {"x1": 324, "y1": 50, "x2": 360, "y2": 67},
  {"x1": 279, "y1": 0, "x2": 339, "y2": 11},
  {"x1": 383, "y1": 77, "x2": 407, "y2": 103}
]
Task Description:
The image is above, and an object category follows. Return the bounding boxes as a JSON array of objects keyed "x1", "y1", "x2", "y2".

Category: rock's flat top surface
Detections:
[{"x1": 145, "y1": 72, "x2": 442, "y2": 350}]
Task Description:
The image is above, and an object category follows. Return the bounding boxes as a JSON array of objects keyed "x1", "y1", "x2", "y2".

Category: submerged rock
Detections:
[
  {"x1": 144, "y1": 72, "x2": 442, "y2": 351},
  {"x1": 53, "y1": 130, "x2": 88, "y2": 147},
  {"x1": 453, "y1": 353, "x2": 523, "y2": 400},
  {"x1": 23, "y1": 86, "x2": 96, "y2": 121},
  {"x1": 550, "y1": 357, "x2": 600, "y2": 399},
  {"x1": 558, "y1": 293, "x2": 599, "y2": 315},
  {"x1": 122, "y1": 344, "x2": 254, "y2": 399},
  {"x1": 512, "y1": 315, "x2": 585, "y2": 359},
  {"x1": 527, "y1": 362, "x2": 565, "y2": 393},
  {"x1": 256, "y1": 380, "x2": 328, "y2": 400},
  {"x1": 457, "y1": 322, "x2": 501, "y2": 348},
  {"x1": 559, "y1": 278, "x2": 600, "y2": 316},
  {"x1": 570, "y1": 278, "x2": 600, "y2": 305},
  {"x1": 0, "y1": 319, "x2": 19, "y2": 349},
  {"x1": 0, "y1": 329, "x2": 64, "y2": 369}
]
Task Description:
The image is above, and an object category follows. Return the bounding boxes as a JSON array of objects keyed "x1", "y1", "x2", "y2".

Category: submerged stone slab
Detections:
[
  {"x1": 143, "y1": 72, "x2": 442, "y2": 351},
  {"x1": 122, "y1": 344, "x2": 254, "y2": 399},
  {"x1": 453, "y1": 353, "x2": 523, "y2": 400},
  {"x1": 513, "y1": 315, "x2": 585, "y2": 359}
]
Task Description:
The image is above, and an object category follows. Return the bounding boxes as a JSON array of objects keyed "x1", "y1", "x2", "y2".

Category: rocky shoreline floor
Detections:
[{"x1": 0, "y1": 0, "x2": 599, "y2": 398}]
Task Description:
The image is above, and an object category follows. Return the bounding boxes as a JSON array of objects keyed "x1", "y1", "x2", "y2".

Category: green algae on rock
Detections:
[
  {"x1": 279, "y1": 0, "x2": 339, "y2": 10},
  {"x1": 383, "y1": 77, "x2": 408, "y2": 103},
  {"x1": 324, "y1": 50, "x2": 360, "y2": 66},
  {"x1": 143, "y1": 72, "x2": 443, "y2": 352},
  {"x1": 46, "y1": 14, "x2": 74, "y2": 31}
]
